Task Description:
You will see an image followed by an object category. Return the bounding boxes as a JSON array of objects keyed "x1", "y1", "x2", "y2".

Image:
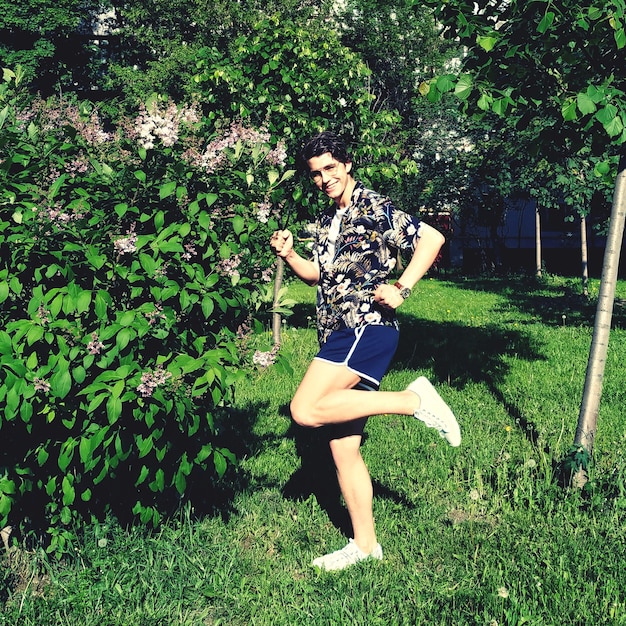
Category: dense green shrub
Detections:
[{"x1": 0, "y1": 69, "x2": 295, "y2": 553}]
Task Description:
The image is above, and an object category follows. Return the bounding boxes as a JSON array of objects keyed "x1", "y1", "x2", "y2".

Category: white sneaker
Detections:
[
  {"x1": 408, "y1": 377, "x2": 461, "y2": 447},
  {"x1": 312, "y1": 539, "x2": 383, "y2": 571}
]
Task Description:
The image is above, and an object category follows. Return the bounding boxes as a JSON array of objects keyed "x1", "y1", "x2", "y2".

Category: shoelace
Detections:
[{"x1": 414, "y1": 409, "x2": 449, "y2": 432}]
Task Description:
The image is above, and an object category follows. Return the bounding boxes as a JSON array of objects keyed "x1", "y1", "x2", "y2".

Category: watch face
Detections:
[{"x1": 400, "y1": 288, "x2": 411, "y2": 299}]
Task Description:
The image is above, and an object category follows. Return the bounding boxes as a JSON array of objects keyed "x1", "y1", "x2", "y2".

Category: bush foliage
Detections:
[{"x1": 0, "y1": 68, "x2": 299, "y2": 553}]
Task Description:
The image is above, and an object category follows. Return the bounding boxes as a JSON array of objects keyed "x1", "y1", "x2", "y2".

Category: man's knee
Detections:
[{"x1": 290, "y1": 398, "x2": 318, "y2": 428}]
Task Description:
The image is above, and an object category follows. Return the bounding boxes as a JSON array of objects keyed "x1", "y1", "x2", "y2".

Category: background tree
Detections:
[
  {"x1": 0, "y1": 0, "x2": 104, "y2": 96},
  {"x1": 424, "y1": 0, "x2": 626, "y2": 479}
]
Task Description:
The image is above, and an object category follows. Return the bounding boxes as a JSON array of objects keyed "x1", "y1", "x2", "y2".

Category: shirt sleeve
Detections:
[{"x1": 380, "y1": 199, "x2": 421, "y2": 252}]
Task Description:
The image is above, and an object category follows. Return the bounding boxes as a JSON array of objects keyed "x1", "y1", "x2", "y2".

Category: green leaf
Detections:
[
  {"x1": 454, "y1": 74, "x2": 473, "y2": 101},
  {"x1": 0, "y1": 106, "x2": 9, "y2": 131},
  {"x1": 561, "y1": 99, "x2": 578, "y2": 121},
  {"x1": 604, "y1": 115, "x2": 624, "y2": 137},
  {"x1": 0, "y1": 281, "x2": 9, "y2": 304},
  {"x1": 159, "y1": 181, "x2": 177, "y2": 200},
  {"x1": 51, "y1": 369, "x2": 72, "y2": 399},
  {"x1": 615, "y1": 28, "x2": 626, "y2": 49},
  {"x1": 435, "y1": 74, "x2": 456, "y2": 93},
  {"x1": 174, "y1": 470, "x2": 187, "y2": 495},
  {"x1": 0, "y1": 331, "x2": 11, "y2": 354},
  {"x1": 106, "y1": 396, "x2": 122, "y2": 424},
  {"x1": 537, "y1": 11, "x2": 555, "y2": 34},
  {"x1": 58, "y1": 440, "x2": 76, "y2": 473},
  {"x1": 118, "y1": 311, "x2": 136, "y2": 326},
  {"x1": 477, "y1": 92, "x2": 492, "y2": 111},
  {"x1": 201, "y1": 296, "x2": 214, "y2": 318},
  {"x1": 577, "y1": 92, "x2": 597, "y2": 115},
  {"x1": 135, "y1": 465, "x2": 150, "y2": 486},
  {"x1": 76, "y1": 290, "x2": 92, "y2": 314},
  {"x1": 596, "y1": 103, "x2": 618, "y2": 124},
  {"x1": 116, "y1": 328, "x2": 132, "y2": 350},
  {"x1": 137, "y1": 435, "x2": 153, "y2": 459},
  {"x1": 37, "y1": 447, "x2": 49, "y2": 466},
  {"x1": 27, "y1": 324, "x2": 45, "y2": 346},
  {"x1": 79, "y1": 437, "x2": 93, "y2": 465},
  {"x1": 232, "y1": 215, "x2": 245, "y2": 235},
  {"x1": 154, "y1": 210, "x2": 165, "y2": 230},
  {"x1": 62, "y1": 475, "x2": 75, "y2": 506},
  {"x1": 195, "y1": 444, "x2": 213, "y2": 464},
  {"x1": 95, "y1": 291, "x2": 109, "y2": 318},
  {"x1": 477, "y1": 35, "x2": 497, "y2": 52},
  {"x1": 214, "y1": 449, "x2": 227, "y2": 477}
]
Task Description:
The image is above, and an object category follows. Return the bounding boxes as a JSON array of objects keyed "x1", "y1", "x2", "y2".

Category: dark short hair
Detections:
[{"x1": 301, "y1": 131, "x2": 351, "y2": 164}]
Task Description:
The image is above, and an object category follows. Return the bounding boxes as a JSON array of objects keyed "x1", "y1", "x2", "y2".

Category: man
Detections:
[{"x1": 270, "y1": 131, "x2": 460, "y2": 571}]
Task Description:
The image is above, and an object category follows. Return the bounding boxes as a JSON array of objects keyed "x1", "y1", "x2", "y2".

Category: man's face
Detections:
[{"x1": 307, "y1": 152, "x2": 353, "y2": 205}]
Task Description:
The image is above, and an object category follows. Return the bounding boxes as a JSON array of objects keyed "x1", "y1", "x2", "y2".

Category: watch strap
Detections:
[{"x1": 393, "y1": 281, "x2": 411, "y2": 299}]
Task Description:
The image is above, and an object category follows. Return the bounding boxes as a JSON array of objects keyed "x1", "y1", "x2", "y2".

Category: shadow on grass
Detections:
[
  {"x1": 439, "y1": 273, "x2": 626, "y2": 329},
  {"x1": 198, "y1": 275, "x2": 626, "y2": 533},
  {"x1": 207, "y1": 288, "x2": 554, "y2": 534},
  {"x1": 281, "y1": 423, "x2": 418, "y2": 540}
]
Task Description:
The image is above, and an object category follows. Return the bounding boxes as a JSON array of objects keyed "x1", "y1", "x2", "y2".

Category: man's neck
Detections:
[{"x1": 335, "y1": 177, "x2": 357, "y2": 209}]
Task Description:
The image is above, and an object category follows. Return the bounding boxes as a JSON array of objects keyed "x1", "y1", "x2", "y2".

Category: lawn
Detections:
[{"x1": 3, "y1": 273, "x2": 626, "y2": 625}]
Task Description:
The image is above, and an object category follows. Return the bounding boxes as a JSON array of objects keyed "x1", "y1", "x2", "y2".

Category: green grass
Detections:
[{"x1": 3, "y1": 273, "x2": 626, "y2": 625}]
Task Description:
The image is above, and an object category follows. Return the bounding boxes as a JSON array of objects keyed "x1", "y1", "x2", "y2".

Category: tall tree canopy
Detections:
[{"x1": 424, "y1": 0, "x2": 626, "y2": 472}]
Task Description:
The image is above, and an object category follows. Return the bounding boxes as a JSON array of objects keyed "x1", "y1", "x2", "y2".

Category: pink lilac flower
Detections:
[
  {"x1": 266, "y1": 140, "x2": 288, "y2": 167},
  {"x1": 113, "y1": 223, "x2": 138, "y2": 256},
  {"x1": 132, "y1": 100, "x2": 199, "y2": 150},
  {"x1": 261, "y1": 267, "x2": 274, "y2": 283},
  {"x1": 64, "y1": 154, "x2": 90, "y2": 177},
  {"x1": 217, "y1": 254, "x2": 242, "y2": 278},
  {"x1": 87, "y1": 332, "x2": 105, "y2": 355},
  {"x1": 154, "y1": 263, "x2": 169, "y2": 279},
  {"x1": 65, "y1": 106, "x2": 113, "y2": 145},
  {"x1": 253, "y1": 344, "x2": 280, "y2": 369},
  {"x1": 182, "y1": 242, "x2": 197, "y2": 260},
  {"x1": 33, "y1": 378, "x2": 51, "y2": 393},
  {"x1": 37, "y1": 305, "x2": 50, "y2": 325},
  {"x1": 236, "y1": 317, "x2": 252, "y2": 341},
  {"x1": 136, "y1": 367, "x2": 172, "y2": 397},
  {"x1": 17, "y1": 97, "x2": 113, "y2": 145},
  {"x1": 145, "y1": 303, "x2": 166, "y2": 325},
  {"x1": 190, "y1": 121, "x2": 283, "y2": 174},
  {"x1": 256, "y1": 201, "x2": 271, "y2": 224}
]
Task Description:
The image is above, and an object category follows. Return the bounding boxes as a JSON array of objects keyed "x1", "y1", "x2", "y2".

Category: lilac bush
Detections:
[{"x1": 0, "y1": 73, "x2": 295, "y2": 552}]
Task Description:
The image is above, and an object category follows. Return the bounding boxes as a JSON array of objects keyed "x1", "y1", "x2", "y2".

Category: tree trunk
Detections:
[
  {"x1": 573, "y1": 151, "x2": 626, "y2": 485},
  {"x1": 535, "y1": 204, "x2": 542, "y2": 278},
  {"x1": 580, "y1": 214, "x2": 589, "y2": 297},
  {"x1": 272, "y1": 256, "x2": 284, "y2": 346}
]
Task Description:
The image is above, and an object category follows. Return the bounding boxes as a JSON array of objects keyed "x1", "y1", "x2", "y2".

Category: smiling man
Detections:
[{"x1": 270, "y1": 131, "x2": 461, "y2": 571}]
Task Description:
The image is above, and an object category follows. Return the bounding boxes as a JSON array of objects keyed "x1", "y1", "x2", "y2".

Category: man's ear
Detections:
[{"x1": 345, "y1": 160, "x2": 353, "y2": 173}]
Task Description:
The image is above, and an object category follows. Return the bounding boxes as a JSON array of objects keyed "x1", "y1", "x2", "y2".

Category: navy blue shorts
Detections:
[
  {"x1": 314, "y1": 325, "x2": 399, "y2": 440},
  {"x1": 314, "y1": 325, "x2": 400, "y2": 389}
]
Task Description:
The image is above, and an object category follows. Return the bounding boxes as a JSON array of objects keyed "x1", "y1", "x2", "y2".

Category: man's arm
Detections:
[
  {"x1": 374, "y1": 222, "x2": 445, "y2": 309},
  {"x1": 270, "y1": 229, "x2": 320, "y2": 286}
]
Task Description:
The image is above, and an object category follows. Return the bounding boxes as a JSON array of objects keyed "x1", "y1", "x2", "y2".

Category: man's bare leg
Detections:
[
  {"x1": 329, "y1": 432, "x2": 377, "y2": 554},
  {"x1": 290, "y1": 359, "x2": 416, "y2": 428}
]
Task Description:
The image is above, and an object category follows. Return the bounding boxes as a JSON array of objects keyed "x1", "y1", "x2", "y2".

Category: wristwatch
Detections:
[{"x1": 394, "y1": 281, "x2": 412, "y2": 299}]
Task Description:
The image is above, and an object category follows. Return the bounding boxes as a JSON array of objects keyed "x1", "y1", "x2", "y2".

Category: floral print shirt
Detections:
[{"x1": 313, "y1": 182, "x2": 421, "y2": 344}]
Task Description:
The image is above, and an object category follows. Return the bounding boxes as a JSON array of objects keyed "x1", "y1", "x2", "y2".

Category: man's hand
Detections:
[
  {"x1": 374, "y1": 283, "x2": 405, "y2": 309},
  {"x1": 270, "y1": 230, "x2": 294, "y2": 258}
]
